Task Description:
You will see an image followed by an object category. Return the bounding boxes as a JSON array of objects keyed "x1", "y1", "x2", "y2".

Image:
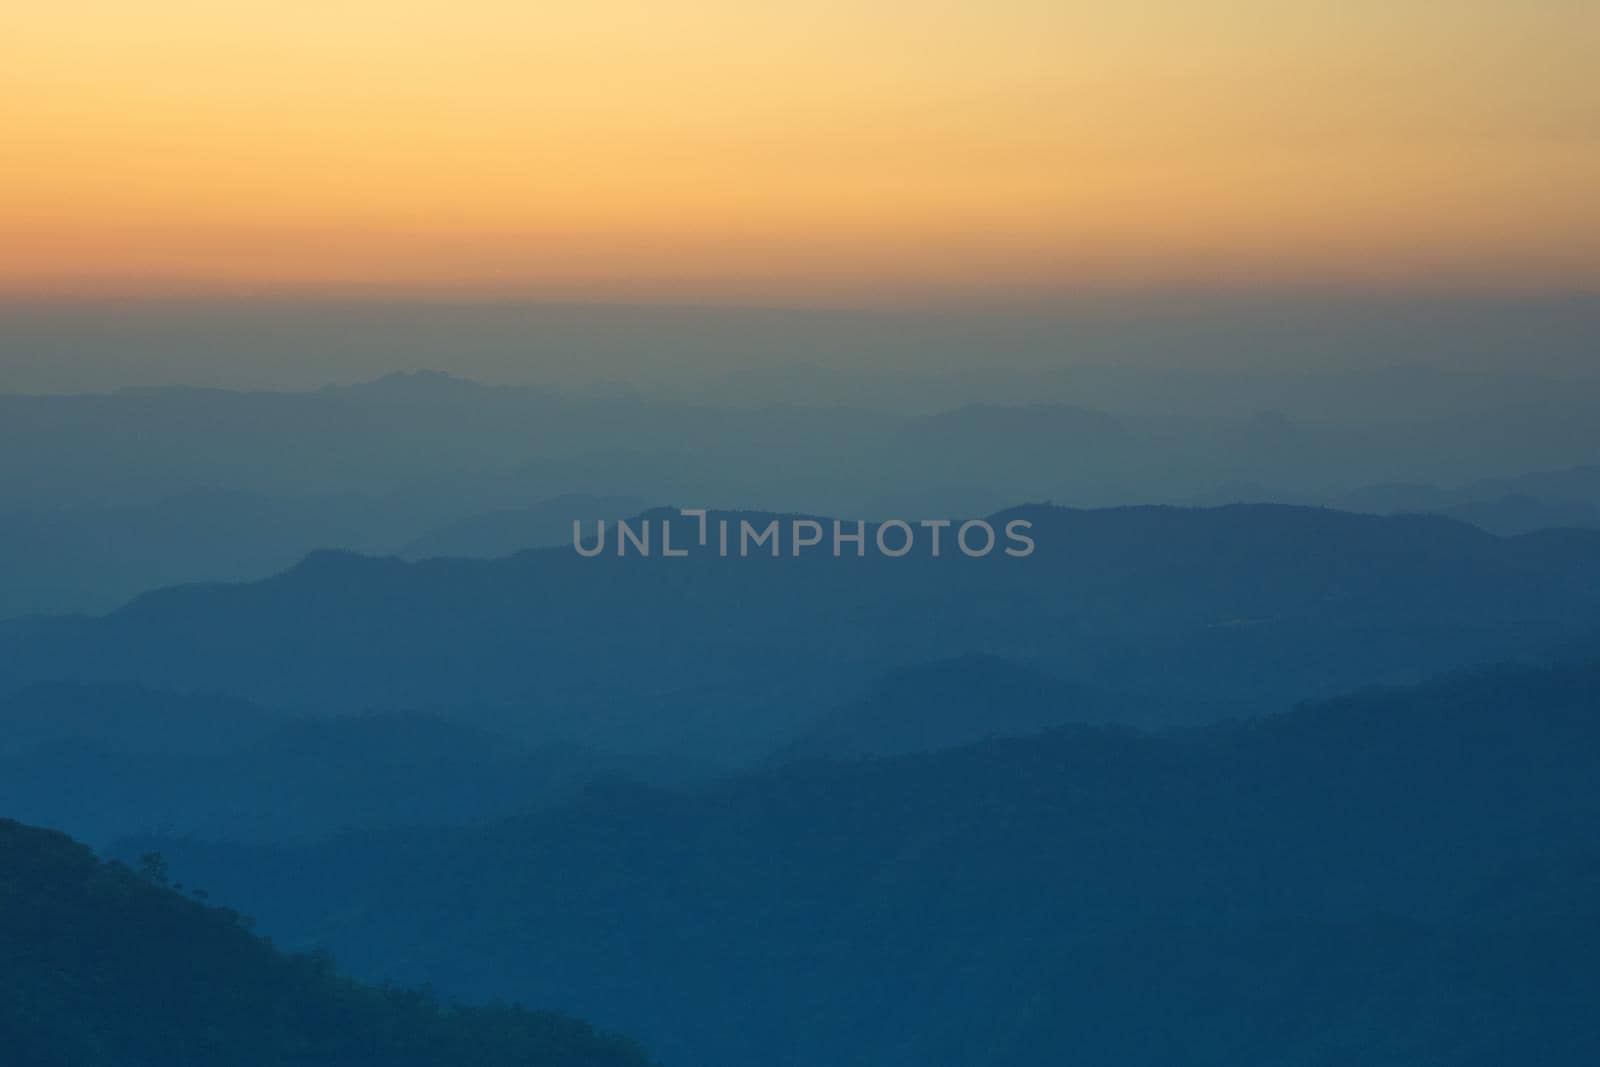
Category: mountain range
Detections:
[
  {"x1": 6, "y1": 504, "x2": 1599, "y2": 745},
  {"x1": 127, "y1": 658, "x2": 1600, "y2": 1067},
  {"x1": 6, "y1": 371, "x2": 1600, "y2": 616}
]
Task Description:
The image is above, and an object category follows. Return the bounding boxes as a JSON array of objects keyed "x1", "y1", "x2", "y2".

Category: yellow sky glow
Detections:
[{"x1": 3, "y1": 1, "x2": 1597, "y2": 301}]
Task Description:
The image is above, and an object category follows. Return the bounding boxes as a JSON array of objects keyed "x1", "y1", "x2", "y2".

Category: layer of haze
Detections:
[
  {"x1": 5, "y1": 1, "x2": 1598, "y2": 301},
  {"x1": 1, "y1": 295, "x2": 1597, "y2": 401}
]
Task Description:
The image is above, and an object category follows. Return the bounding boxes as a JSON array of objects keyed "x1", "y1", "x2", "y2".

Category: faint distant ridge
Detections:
[
  {"x1": 779, "y1": 653, "x2": 1151, "y2": 760},
  {"x1": 402, "y1": 493, "x2": 650, "y2": 560},
  {"x1": 0, "y1": 685, "x2": 628, "y2": 845},
  {"x1": 1330, "y1": 464, "x2": 1600, "y2": 535},
  {"x1": 0, "y1": 681, "x2": 283, "y2": 758},
  {"x1": 323, "y1": 368, "x2": 487, "y2": 395},
  {"x1": 910, "y1": 401, "x2": 1122, "y2": 435}
]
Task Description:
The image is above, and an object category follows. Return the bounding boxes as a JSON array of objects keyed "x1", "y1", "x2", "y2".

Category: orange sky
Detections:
[{"x1": 3, "y1": 2, "x2": 1597, "y2": 302}]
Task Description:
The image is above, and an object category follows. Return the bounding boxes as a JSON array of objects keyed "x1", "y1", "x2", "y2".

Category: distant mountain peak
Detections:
[
  {"x1": 330, "y1": 370, "x2": 486, "y2": 397},
  {"x1": 283, "y1": 547, "x2": 404, "y2": 574}
]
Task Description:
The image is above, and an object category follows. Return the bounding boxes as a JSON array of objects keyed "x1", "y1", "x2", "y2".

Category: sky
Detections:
[{"x1": 4, "y1": 1, "x2": 1598, "y2": 304}]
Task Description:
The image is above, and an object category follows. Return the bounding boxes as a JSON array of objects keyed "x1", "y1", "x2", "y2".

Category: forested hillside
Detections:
[{"x1": 0, "y1": 819, "x2": 652, "y2": 1067}]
